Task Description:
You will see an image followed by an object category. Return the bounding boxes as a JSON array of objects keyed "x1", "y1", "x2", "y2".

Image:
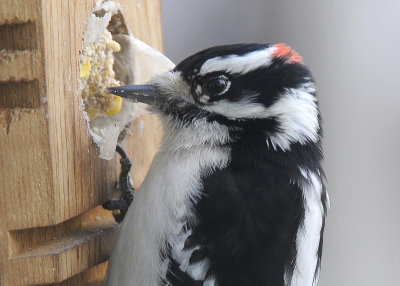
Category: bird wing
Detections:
[{"x1": 164, "y1": 163, "x2": 305, "y2": 286}]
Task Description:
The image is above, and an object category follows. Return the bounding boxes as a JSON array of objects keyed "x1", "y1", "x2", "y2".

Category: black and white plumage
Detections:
[{"x1": 105, "y1": 43, "x2": 328, "y2": 286}]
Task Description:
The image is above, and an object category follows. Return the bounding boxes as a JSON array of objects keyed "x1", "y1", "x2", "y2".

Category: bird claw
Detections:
[{"x1": 103, "y1": 145, "x2": 135, "y2": 223}]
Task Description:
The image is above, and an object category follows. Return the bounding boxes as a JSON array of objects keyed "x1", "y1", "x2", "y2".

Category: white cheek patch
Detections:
[
  {"x1": 203, "y1": 96, "x2": 270, "y2": 119},
  {"x1": 199, "y1": 46, "x2": 277, "y2": 75},
  {"x1": 203, "y1": 83, "x2": 319, "y2": 151}
]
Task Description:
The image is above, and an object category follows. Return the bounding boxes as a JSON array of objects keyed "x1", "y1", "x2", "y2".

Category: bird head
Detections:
[{"x1": 108, "y1": 43, "x2": 320, "y2": 151}]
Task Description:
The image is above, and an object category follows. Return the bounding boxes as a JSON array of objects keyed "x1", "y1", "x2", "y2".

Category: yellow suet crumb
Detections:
[
  {"x1": 80, "y1": 29, "x2": 122, "y2": 120},
  {"x1": 105, "y1": 95, "x2": 122, "y2": 115},
  {"x1": 80, "y1": 60, "x2": 92, "y2": 78}
]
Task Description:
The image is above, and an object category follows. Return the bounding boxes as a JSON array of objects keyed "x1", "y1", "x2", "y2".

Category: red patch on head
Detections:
[{"x1": 272, "y1": 43, "x2": 303, "y2": 64}]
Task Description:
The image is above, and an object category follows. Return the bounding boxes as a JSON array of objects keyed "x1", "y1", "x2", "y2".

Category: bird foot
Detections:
[{"x1": 103, "y1": 145, "x2": 135, "y2": 223}]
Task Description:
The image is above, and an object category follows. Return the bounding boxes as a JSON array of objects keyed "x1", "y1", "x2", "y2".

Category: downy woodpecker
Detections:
[{"x1": 105, "y1": 43, "x2": 328, "y2": 286}]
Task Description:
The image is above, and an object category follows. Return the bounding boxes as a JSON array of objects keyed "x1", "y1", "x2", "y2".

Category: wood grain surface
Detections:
[{"x1": 0, "y1": 0, "x2": 163, "y2": 284}]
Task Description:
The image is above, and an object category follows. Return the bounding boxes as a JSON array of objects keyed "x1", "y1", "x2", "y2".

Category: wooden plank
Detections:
[
  {"x1": 6, "y1": 207, "x2": 117, "y2": 285},
  {"x1": 1, "y1": 205, "x2": 118, "y2": 285},
  {"x1": 0, "y1": 50, "x2": 40, "y2": 82},
  {"x1": 41, "y1": 0, "x2": 118, "y2": 228},
  {"x1": 0, "y1": 0, "x2": 54, "y2": 231},
  {"x1": 41, "y1": 261, "x2": 109, "y2": 286},
  {"x1": 120, "y1": 0, "x2": 164, "y2": 51},
  {"x1": 0, "y1": 0, "x2": 40, "y2": 24},
  {"x1": 0, "y1": 0, "x2": 163, "y2": 285}
]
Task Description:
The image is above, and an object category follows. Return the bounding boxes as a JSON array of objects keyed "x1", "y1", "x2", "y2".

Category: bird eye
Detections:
[{"x1": 204, "y1": 76, "x2": 230, "y2": 96}]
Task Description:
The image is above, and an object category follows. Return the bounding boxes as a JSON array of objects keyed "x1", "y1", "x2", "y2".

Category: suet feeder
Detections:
[{"x1": 0, "y1": 0, "x2": 169, "y2": 284}]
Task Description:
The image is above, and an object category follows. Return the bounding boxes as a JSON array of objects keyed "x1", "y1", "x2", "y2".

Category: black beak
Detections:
[{"x1": 107, "y1": 84, "x2": 159, "y2": 105}]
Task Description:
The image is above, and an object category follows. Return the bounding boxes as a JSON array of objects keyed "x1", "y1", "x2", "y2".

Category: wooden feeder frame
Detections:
[{"x1": 0, "y1": 0, "x2": 163, "y2": 285}]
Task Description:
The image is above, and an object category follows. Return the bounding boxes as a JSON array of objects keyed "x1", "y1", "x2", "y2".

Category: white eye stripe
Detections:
[{"x1": 199, "y1": 47, "x2": 277, "y2": 75}]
